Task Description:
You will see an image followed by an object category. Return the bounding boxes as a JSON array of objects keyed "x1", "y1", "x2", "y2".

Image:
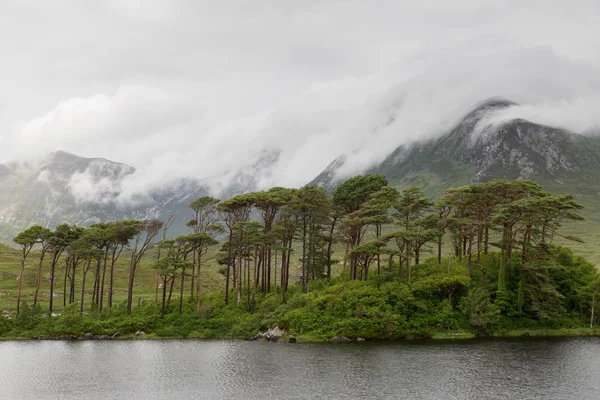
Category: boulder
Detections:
[
  {"x1": 83, "y1": 332, "x2": 95, "y2": 340},
  {"x1": 254, "y1": 326, "x2": 284, "y2": 342},
  {"x1": 135, "y1": 330, "x2": 145, "y2": 337},
  {"x1": 333, "y1": 336, "x2": 351, "y2": 342}
]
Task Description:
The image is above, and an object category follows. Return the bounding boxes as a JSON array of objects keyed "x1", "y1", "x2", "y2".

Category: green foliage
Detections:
[
  {"x1": 333, "y1": 174, "x2": 388, "y2": 213},
  {"x1": 14, "y1": 302, "x2": 42, "y2": 331},
  {"x1": 460, "y1": 287, "x2": 500, "y2": 329}
]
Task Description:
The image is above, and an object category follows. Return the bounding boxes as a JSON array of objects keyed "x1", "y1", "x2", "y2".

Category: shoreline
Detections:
[{"x1": 2, "y1": 328, "x2": 600, "y2": 343}]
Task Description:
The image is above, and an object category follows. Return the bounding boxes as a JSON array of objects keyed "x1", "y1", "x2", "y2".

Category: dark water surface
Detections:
[{"x1": 1, "y1": 337, "x2": 599, "y2": 399}]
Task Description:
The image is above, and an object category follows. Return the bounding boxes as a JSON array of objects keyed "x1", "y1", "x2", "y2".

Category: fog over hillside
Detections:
[{"x1": 1, "y1": 1, "x2": 600, "y2": 203}]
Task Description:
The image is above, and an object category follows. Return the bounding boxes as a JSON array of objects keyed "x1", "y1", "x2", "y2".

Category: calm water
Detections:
[{"x1": 1, "y1": 337, "x2": 599, "y2": 399}]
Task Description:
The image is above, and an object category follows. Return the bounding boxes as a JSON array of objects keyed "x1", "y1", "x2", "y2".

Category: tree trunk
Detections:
[
  {"x1": 250, "y1": 250, "x2": 259, "y2": 313},
  {"x1": 341, "y1": 233, "x2": 351, "y2": 280},
  {"x1": 237, "y1": 252, "x2": 242, "y2": 307},
  {"x1": 483, "y1": 225, "x2": 489, "y2": 255},
  {"x1": 415, "y1": 246, "x2": 420, "y2": 266},
  {"x1": 190, "y1": 250, "x2": 196, "y2": 299},
  {"x1": 302, "y1": 216, "x2": 308, "y2": 293},
  {"x1": 34, "y1": 252, "x2": 46, "y2": 306},
  {"x1": 161, "y1": 277, "x2": 168, "y2": 318},
  {"x1": 281, "y1": 244, "x2": 287, "y2": 302},
  {"x1": 196, "y1": 251, "x2": 203, "y2": 311},
  {"x1": 99, "y1": 250, "x2": 108, "y2": 313},
  {"x1": 476, "y1": 228, "x2": 482, "y2": 266},
  {"x1": 80, "y1": 263, "x2": 89, "y2": 315},
  {"x1": 108, "y1": 253, "x2": 117, "y2": 310},
  {"x1": 326, "y1": 218, "x2": 336, "y2": 280},
  {"x1": 284, "y1": 248, "x2": 291, "y2": 300},
  {"x1": 225, "y1": 232, "x2": 232, "y2": 305},
  {"x1": 126, "y1": 266, "x2": 135, "y2": 314},
  {"x1": 49, "y1": 253, "x2": 59, "y2": 313},
  {"x1": 154, "y1": 273, "x2": 159, "y2": 305},
  {"x1": 437, "y1": 235, "x2": 443, "y2": 264},
  {"x1": 246, "y1": 255, "x2": 251, "y2": 308},
  {"x1": 167, "y1": 276, "x2": 175, "y2": 306},
  {"x1": 179, "y1": 262, "x2": 186, "y2": 314},
  {"x1": 70, "y1": 261, "x2": 77, "y2": 304},
  {"x1": 63, "y1": 259, "x2": 69, "y2": 307},
  {"x1": 267, "y1": 247, "x2": 272, "y2": 293},
  {"x1": 16, "y1": 255, "x2": 26, "y2": 314},
  {"x1": 92, "y1": 259, "x2": 100, "y2": 308},
  {"x1": 467, "y1": 235, "x2": 473, "y2": 277}
]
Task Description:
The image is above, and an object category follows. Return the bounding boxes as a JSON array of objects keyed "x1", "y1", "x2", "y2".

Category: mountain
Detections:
[
  {"x1": 0, "y1": 151, "x2": 210, "y2": 241},
  {"x1": 313, "y1": 99, "x2": 600, "y2": 196}
]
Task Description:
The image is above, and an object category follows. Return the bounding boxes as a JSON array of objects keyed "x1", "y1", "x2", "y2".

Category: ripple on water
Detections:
[{"x1": 1, "y1": 338, "x2": 600, "y2": 399}]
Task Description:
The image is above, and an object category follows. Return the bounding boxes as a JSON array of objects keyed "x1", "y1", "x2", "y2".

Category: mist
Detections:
[{"x1": 1, "y1": 1, "x2": 600, "y2": 203}]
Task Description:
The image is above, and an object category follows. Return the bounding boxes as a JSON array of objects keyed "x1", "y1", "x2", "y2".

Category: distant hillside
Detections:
[{"x1": 0, "y1": 151, "x2": 208, "y2": 241}]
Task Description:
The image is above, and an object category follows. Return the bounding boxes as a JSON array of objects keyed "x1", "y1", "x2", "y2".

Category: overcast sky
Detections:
[{"x1": 1, "y1": 1, "x2": 600, "y2": 198}]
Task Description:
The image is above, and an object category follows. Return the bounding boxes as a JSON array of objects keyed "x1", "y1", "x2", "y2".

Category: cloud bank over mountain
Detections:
[{"x1": 1, "y1": 1, "x2": 600, "y2": 203}]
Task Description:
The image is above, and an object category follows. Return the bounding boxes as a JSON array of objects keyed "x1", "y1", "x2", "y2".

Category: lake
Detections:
[{"x1": 0, "y1": 337, "x2": 599, "y2": 399}]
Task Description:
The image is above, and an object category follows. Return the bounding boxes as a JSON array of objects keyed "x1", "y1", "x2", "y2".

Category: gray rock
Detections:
[
  {"x1": 135, "y1": 330, "x2": 145, "y2": 337},
  {"x1": 333, "y1": 336, "x2": 351, "y2": 342},
  {"x1": 254, "y1": 326, "x2": 284, "y2": 342},
  {"x1": 83, "y1": 332, "x2": 94, "y2": 340},
  {"x1": 111, "y1": 332, "x2": 121, "y2": 339}
]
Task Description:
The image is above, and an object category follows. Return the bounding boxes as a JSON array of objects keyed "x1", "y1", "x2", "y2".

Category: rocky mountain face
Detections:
[
  {"x1": 0, "y1": 151, "x2": 208, "y2": 241},
  {"x1": 312, "y1": 99, "x2": 600, "y2": 199}
]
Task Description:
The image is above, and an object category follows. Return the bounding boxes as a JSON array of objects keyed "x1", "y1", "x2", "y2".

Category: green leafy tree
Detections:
[
  {"x1": 389, "y1": 187, "x2": 434, "y2": 282},
  {"x1": 333, "y1": 174, "x2": 388, "y2": 280},
  {"x1": 288, "y1": 186, "x2": 330, "y2": 292},
  {"x1": 252, "y1": 187, "x2": 295, "y2": 293},
  {"x1": 187, "y1": 197, "x2": 221, "y2": 298},
  {"x1": 218, "y1": 194, "x2": 253, "y2": 305},
  {"x1": 127, "y1": 220, "x2": 164, "y2": 314},
  {"x1": 13, "y1": 227, "x2": 42, "y2": 313}
]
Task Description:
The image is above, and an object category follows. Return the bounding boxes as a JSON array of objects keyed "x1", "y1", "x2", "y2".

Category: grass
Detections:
[{"x1": 0, "y1": 243, "x2": 226, "y2": 313}]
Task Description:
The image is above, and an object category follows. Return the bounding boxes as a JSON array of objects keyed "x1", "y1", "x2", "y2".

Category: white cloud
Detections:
[{"x1": 1, "y1": 1, "x2": 600, "y2": 202}]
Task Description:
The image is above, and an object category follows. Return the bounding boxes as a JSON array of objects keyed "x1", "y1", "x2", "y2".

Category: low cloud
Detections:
[
  {"x1": 2, "y1": 2, "x2": 600, "y2": 204},
  {"x1": 12, "y1": 42, "x2": 600, "y2": 204}
]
